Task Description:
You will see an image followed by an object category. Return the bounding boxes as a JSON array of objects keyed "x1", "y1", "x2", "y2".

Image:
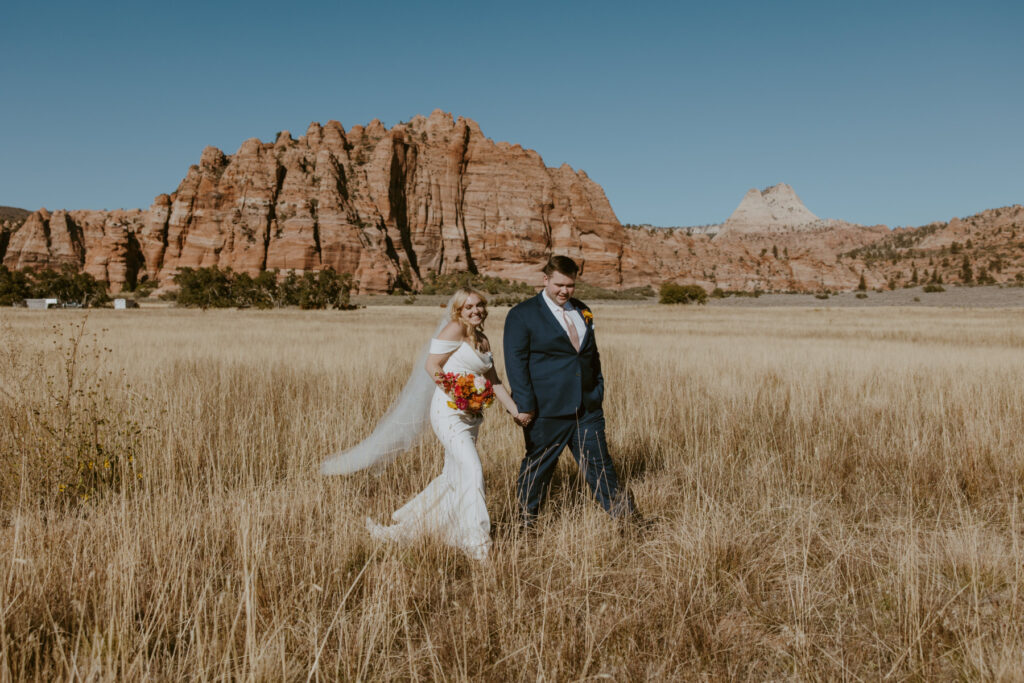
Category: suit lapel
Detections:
[{"x1": 533, "y1": 293, "x2": 578, "y2": 351}]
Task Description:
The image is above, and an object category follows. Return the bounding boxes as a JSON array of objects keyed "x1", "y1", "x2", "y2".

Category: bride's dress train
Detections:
[{"x1": 365, "y1": 338, "x2": 492, "y2": 560}]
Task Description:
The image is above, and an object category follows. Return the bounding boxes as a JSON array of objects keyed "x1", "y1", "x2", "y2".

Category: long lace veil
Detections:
[{"x1": 319, "y1": 300, "x2": 453, "y2": 476}]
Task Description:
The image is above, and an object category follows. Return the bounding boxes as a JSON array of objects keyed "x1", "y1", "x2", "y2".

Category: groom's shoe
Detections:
[
  {"x1": 610, "y1": 490, "x2": 653, "y2": 537},
  {"x1": 608, "y1": 488, "x2": 637, "y2": 520},
  {"x1": 518, "y1": 513, "x2": 541, "y2": 536}
]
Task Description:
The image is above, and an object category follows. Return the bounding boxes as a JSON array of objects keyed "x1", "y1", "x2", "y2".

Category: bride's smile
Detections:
[{"x1": 460, "y1": 295, "x2": 486, "y2": 326}]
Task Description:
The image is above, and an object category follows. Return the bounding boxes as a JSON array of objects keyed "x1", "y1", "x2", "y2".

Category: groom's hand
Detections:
[{"x1": 514, "y1": 411, "x2": 536, "y2": 427}]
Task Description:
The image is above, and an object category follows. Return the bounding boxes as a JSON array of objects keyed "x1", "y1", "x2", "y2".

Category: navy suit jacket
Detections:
[{"x1": 503, "y1": 293, "x2": 603, "y2": 417}]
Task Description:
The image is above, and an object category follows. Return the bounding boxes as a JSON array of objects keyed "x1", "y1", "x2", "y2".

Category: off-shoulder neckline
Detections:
[{"x1": 432, "y1": 338, "x2": 492, "y2": 358}]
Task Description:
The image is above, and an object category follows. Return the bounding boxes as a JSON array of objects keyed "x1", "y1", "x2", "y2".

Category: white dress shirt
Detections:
[{"x1": 541, "y1": 290, "x2": 588, "y2": 346}]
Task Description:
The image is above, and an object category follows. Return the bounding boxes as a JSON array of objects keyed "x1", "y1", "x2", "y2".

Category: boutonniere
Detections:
[{"x1": 581, "y1": 309, "x2": 593, "y2": 325}]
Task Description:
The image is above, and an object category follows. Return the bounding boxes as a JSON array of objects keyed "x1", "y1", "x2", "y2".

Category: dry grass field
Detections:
[{"x1": 2, "y1": 304, "x2": 1024, "y2": 680}]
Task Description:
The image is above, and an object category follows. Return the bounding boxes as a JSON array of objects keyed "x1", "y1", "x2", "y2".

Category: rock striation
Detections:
[{"x1": 2, "y1": 208, "x2": 146, "y2": 287}]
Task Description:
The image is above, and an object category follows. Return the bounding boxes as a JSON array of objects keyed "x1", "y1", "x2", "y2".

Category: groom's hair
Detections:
[{"x1": 542, "y1": 255, "x2": 579, "y2": 278}]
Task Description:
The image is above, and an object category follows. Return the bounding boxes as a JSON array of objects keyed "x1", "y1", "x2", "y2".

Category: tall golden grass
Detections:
[{"x1": 2, "y1": 305, "x2": 1023, "y2": 679}]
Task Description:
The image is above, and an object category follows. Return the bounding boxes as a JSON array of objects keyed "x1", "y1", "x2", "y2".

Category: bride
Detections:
[{"x1": 321, "y1": 287, "x2": 528, "y2": 560}]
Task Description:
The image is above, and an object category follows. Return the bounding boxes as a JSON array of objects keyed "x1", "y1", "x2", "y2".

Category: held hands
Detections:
[{"x1": 512, "y1": 411, "x2": 535, "y2": 427}]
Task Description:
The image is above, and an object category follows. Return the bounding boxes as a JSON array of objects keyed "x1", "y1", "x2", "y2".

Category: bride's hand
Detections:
[{"x1": 513, "y1": 412, "x2": 533, "y2": 427}]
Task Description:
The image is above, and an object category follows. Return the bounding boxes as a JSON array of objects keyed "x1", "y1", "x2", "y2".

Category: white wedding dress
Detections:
[{"x1": 365, "y1": 338, "x2": 492, "y2": 560}]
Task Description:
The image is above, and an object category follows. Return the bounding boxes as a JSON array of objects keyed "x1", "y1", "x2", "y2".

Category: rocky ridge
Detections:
[
  {"x1": 836, "y1": 205, "x2": 1024, "y2": 288},
  {"x1": 3, "y1": 111, "x2": 626, "y2": 293},
  {"x1": 3, "y1": 115, "x2": 1022, "y2": 294}
]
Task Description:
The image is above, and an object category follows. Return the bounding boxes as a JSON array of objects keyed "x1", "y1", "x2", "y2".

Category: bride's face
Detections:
[{"x1": 460, "y1": 294, "x2": 486, "y2": 327}]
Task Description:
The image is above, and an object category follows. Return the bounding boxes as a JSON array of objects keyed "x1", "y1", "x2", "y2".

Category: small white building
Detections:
[
  {"x1": 25, "y1": 298, "x2": 59, "y2": 309},
  {"x1": 113, "y1": 298, "x2": 140, "y2": 309}
]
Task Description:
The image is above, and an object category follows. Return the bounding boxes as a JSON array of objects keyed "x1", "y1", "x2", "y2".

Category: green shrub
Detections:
[
  {"x1": 287, "y1": 270, "x2": 356, "y2": 310},
  {"x1": 922, "y1": 283, "x2": 945, "y2": 293},
  {"x1": 1, "y1": 265, "x2": 111, "y2": 307},
  {"x1": 574, "y1": 282, "x2": 655, "y2": 300},
  {"x1": 172, "y1": 266, "x2": 356, "y2": 309},
  {"x1": 659, "y1": 282, "x2": 707, "y2": 305},
  {"x1": 0, "y1": 265, "x2": 31, "y2": 305},
  {"x1": 130, "y1": 279, "x2": 159, "y2": 298},
  {"x1": 855, "y1": 292, "x2": 868, "y2": 299},
  {"x1": 174, "y1": 266, "x2": 234, "y2": 308},
  {"x1": 420, "y1": 271, "x2": 533, "y2": 296}
]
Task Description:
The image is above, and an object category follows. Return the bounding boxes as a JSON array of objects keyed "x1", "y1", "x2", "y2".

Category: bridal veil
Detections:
[{"x1": 319, "y1": 300, "x2": 453, "y2": 475}]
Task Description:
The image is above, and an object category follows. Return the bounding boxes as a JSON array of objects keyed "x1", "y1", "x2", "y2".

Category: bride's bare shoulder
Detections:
[{"x1": 436, "y1": 321, "x2": 464, "y2": 342}]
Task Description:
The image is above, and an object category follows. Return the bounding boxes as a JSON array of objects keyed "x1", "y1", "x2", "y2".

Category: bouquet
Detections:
[{"x1": 435, "y1": 371, "x2": 495, "y2": 414}]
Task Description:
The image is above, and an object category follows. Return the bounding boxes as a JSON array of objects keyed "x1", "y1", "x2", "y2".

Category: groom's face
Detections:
[{"x1": 543, "y1": 271, "x2": 576, "y2": 306}]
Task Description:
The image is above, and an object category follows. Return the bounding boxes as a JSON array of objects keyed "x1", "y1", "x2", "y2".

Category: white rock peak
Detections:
[{"x1": 720, "y1": 183, "x2": 826, "y2": 235}]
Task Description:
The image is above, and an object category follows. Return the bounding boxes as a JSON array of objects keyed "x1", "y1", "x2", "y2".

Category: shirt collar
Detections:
[{"x1": 542, "y1": 289, "x2": 573, "y2": 313}]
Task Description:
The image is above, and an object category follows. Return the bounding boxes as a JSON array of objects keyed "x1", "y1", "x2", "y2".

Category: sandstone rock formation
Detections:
[
  {"x1": 2, "y1": 208, "x2": 146, "y2": 287},
  {"x1": 4, "y1": 114, "x2": 1022, "y2": 295},
  {"x1": 3, "y1": 112, "x2": 628, "y2": 292},
  {"x1": 128, "y1": 111, "x2": 625, "y2": 293},
  {"x1": 0, "y1": 207, "x2": 31, "y2": 269},
  {"x1": 721, "y1": 183, "x2": 818, "y2": 231}
]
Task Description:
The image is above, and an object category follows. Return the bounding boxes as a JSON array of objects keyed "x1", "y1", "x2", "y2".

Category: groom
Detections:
[{"x1": 503, "y1": 255, "x2": 635, "y2": 524}]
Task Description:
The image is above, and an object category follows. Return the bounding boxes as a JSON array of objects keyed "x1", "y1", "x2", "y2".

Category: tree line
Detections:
[
  {"x1": 166, "y1": 267, "x2": 357, "y2": 310},
  {"x1": 1, "y1": 264, "x2": 357, "y2": 310},
  {"x1": 0, "y1": 265, "x2": 110, "y2": 307}
]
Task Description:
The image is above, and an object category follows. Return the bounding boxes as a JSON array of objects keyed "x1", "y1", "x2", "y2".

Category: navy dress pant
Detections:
[{"x1": 517, "y1": 406, "x2": 633, "y2": 522}]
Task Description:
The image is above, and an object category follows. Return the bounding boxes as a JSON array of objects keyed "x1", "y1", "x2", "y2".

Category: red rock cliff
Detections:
[
  {"x1": 133, "y1": 111, "x2": 627, "y2": 292},
  {"x1": 5, "y1": 113, "x2": 1021, "y2": 294},
  {"x1": 3, "y1": 111, "x2": 626, "y2": 293}
]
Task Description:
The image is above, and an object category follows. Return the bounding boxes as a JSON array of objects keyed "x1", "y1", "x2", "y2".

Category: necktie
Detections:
[{"x1": 562, "y1": 308, "x2": 580, "y2": 351}]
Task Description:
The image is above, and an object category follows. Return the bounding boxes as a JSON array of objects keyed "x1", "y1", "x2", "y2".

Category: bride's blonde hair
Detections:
[{"x1": 448, "y1": 287, "x2": 488, "y2": 349}]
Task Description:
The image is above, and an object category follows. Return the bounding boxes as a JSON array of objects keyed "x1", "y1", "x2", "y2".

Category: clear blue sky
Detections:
[{"x1": 2, "y1": 0, "x2": 1021, "y2": 228}]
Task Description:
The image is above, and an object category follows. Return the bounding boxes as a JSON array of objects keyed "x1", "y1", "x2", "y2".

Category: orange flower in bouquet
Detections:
[{"x1": 436, "y1": 371, "x2": 495, "y2": 414}]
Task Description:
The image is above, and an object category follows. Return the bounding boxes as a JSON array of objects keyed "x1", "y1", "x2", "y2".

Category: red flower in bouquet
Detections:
[{"x1": 436, "y1": 371, "x2": 495, "y2": 414}]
